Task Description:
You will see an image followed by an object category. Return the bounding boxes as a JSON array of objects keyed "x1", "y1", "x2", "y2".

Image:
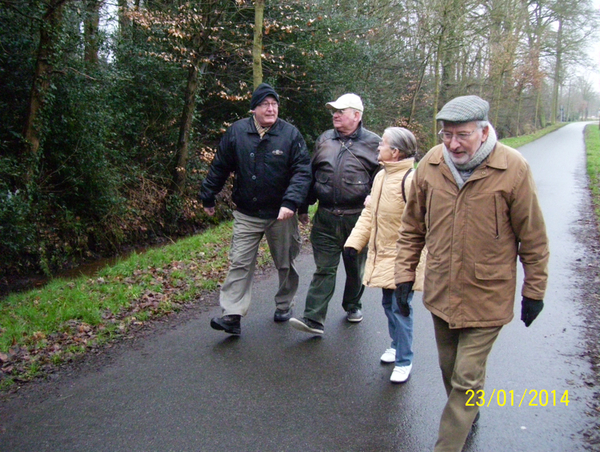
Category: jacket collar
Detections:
[
  {"x1": 382, "y1": 158, "x2": 415, "y2": 174},
  {"x1": 247, "y1": 116, "x2": 280, "y2": 135},
  {"x1": 333, "y1": 121, "x2": 364, "y2": 141},
  {"x1": 430, "y1": 142, "x2": 507, "y2": 170}
]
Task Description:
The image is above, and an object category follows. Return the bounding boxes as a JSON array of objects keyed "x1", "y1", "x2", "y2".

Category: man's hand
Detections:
[
  {"x1": 204, "y1": 207, "x2": 215, "y2": 216},
  {"x1": 343, "y1": 247, "x2": 358, "y2": 258},
  {"x1": 521, "y1": 297, "x2": 544, "y2": 327},
  {"x1": 395, "y1": 282, "x2": 414, "y2": 317},
  {"x1": 277, "y1": 207, "x2": 295, "y2": 221},
  {"x1": 298, "y1": 213, "x2": 310, "y2": 225}
]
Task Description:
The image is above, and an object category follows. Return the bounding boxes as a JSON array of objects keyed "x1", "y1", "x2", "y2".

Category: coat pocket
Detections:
[{"x1": 474, "y1": 263, "x2": 513, "y2": 280}]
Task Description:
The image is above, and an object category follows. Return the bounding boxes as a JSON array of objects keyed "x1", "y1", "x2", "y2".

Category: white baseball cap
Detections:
[{"x1": 326, "y1": 93, "x2": 364, "y2": 112}]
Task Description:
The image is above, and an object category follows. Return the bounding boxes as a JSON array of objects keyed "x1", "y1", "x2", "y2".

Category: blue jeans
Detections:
[{"x1": 382, "y1": 288, "x2": 414, "y2": 367}]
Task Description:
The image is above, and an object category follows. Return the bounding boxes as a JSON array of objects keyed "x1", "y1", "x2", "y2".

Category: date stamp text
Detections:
[{"x1": 465, "y1": 389, "x2": 569, "y2": 407}]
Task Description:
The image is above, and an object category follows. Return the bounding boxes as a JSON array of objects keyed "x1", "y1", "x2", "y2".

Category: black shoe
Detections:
[
  {"x1": 471, "y1": 411, "x2": 480, "y2": 428},
  {"x1": 346, "y1": 308, "x2": 363, "y2": 323},
  {"x1": 289, "y1": 317, "x2": 324, "y2": 335},
  {"x1": 210, "y1": 315, "x2": 241, "y2": 335},
  {"x1": 274, "y1": 308, "x2": 293, "y2": 322}
]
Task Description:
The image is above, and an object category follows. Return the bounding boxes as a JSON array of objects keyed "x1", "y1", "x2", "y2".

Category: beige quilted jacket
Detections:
[{"x1": 345, "y1": 158, "x2": 425, "y2": 290}]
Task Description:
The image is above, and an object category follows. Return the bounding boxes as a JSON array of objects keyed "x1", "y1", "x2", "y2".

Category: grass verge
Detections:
[
  {"x1": 499, "y1": 122, "x2": 565, "y2": 148},
  {"x1": 0, "y1": 123, "x2": 573, "y2": 391},
  {"x1": 0, "y1": 220, "x2": 283, "y2": 391},
  {"x1": 585, "y1": 123, "x2": 600, "y2": 222}
]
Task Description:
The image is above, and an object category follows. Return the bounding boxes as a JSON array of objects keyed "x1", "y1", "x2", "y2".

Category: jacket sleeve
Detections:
[
  {"x1": 199, "y1": 129, "x2": 236, "y2": 208},
  {"x1": 298, "y1": 138, "x2": 322, "y2": 215},
  {"x1": 280, "y1": 129, "x2": 312, "y2": 212},
  {"x1": 395, "y1": 165, "x2": 427, "y2": 285},
  {"x1": 344, "y1": 195, "x2": 373, "y2": 251},
  {"x1": 510, "y1": 162, "x2": 549, "y2": 300}
]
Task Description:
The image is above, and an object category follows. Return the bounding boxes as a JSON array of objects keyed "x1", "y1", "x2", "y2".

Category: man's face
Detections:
[
  {"x1": 439, "y1": 121, "x2": 489, "y2": 165},
  {"x1": 331, "y1": 108, "x2": 360, "y2": 136},
  {"x1": 252, "y1": 95, "x2": 279, "y2": 128}
]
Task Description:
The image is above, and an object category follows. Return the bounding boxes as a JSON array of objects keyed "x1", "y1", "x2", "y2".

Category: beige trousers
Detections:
[
  {"x1": 219, "y1": 210, "x2": 301, "y2": 316},
  {"x1": 432, "y1": 314, "x2": 502, "y2": 452}
]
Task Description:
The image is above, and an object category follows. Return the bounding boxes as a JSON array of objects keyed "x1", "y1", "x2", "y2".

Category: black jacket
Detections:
[
  {"x1": 200, "y1": 117, "x2": 312, "y2": 219},
  {"x1": 301, "y1": 123, "x2": 380, "y2": 214}
]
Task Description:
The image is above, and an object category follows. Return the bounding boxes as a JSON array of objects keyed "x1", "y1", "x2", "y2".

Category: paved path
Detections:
[{"x1": 0, "y1": 123, "x2": 597, "y2": 451}]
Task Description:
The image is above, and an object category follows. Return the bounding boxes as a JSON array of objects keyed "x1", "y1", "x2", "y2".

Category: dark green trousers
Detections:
[{"x1": 303, "y1": 208, "x2": 367, "y2": 325}]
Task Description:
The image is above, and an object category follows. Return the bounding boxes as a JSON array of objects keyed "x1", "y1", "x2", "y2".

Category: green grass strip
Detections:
[
  {"x1": 500, "y1": 123, "x2": 565, "y2": 149},
  {"x1": 0, "y1": 219, "x2": 281, "y2": 389},
  {"x1": 585, "y1": 124, "x2": 600, "y2": 224}
]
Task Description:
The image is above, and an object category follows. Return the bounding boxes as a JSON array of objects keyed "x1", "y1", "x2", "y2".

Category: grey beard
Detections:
[{"x1": 443, "y1": 125, "x2": 498, "y2": 189}]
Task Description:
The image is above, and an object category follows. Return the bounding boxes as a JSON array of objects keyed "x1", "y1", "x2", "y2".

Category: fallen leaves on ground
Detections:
[{"x1": 1, "y1": 226, "x2": 311, "y2": 391}]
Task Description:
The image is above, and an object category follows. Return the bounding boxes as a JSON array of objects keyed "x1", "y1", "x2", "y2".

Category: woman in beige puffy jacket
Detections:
[{"x1": 344, "y1": 127, "x2": 422, "y2": 384}]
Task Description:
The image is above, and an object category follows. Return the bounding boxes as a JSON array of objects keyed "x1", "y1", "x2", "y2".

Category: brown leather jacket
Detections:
[{"x1": 301, "y1": 123, "x2": 380, "y2": 214}]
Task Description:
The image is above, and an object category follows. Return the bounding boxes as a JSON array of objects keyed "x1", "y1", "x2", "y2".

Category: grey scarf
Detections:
[{"x1": 443, "y1": 125, "x2": 497, "y2": 189}]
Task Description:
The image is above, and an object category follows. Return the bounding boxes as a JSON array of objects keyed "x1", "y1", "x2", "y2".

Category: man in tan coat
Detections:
[{"x1": 394, "y1": 95, "x2": 549, "y2": 452}]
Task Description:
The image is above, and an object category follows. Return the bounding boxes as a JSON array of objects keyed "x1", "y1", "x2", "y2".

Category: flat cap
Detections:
[{"x1": 436, "y1": 95, "x2": 489, "y2": 122}]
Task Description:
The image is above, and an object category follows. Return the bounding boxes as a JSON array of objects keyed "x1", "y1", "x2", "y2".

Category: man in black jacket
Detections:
[
  {"x1": 290, "y1": 93, "x2": 380, "y2": 335},
  {"x1": 200, "y1": 83, "x2": 311, "y2": 335}
]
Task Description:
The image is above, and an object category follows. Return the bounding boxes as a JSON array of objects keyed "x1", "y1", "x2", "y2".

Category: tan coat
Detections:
[
  {"x1": 395, "y1": 142, "x2": 549, "y2": 329},
  {"x1": 346, "y1": 158, "x2": 424, "y2": 290}
]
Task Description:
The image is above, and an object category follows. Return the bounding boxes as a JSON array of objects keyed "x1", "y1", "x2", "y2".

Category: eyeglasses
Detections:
[
  {"x1": 258, "y1": 101, "x2": 278, "y2": 109},
  {"x1": 438, "y1": 129, "x2": 478, "y2": 142},
  {"x1": 330, "y1": 108, "x2": 346, "y2": 116}
]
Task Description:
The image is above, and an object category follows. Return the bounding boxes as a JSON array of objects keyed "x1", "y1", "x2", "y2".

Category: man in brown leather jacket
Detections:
[{"x1": 290, "y1": 93, "x2": 380, "y2": 335}]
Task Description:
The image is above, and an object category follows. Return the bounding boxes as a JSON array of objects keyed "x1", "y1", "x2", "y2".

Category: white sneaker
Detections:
[
  {"x1": 380, "y1": 348, "x2": 396, "y2": 364},
  {"x1": 390, "y1": 364, "x2": 412, "y2": 383}
]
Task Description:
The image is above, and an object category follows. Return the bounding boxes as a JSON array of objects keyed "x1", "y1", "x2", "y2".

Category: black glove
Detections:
[
  {"x1": 395, "y1": 281, "x2": 414, "y2": 317},
  {"x1": 521, "y1": 297, "x2": 544, "y2": 327},
  {"x1": 343, "y1": 247, "x2": 358, "y2": 258}
]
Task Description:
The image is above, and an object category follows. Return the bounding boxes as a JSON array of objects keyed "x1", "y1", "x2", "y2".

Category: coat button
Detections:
[{"x1": 252, "y1": 175, "x2": 256, "y2": 180}]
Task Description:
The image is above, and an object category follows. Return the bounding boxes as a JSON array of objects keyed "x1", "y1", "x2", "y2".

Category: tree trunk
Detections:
[
  {"x1": 408, "y1": 58, "x2": 428, "y2": 124},
  {"x1": 432, "y1": 37, "x2": 443, "y2": 146},
  {"x1": 84, "y1": 0, "x2": 100, "y2": 64},
  {"x1": 22, "y1": 0, "x2": 67, "y2": 177},
  {"x1": 118, "y1": 0, "x2": 129, "y2": 32},
  {"x1": 551, "y1": 18, "x2": 563, "y2": 124},
  {"x1": 253, "y1": 0, "x2": 265, "y2": 89},
  {"x1": 171, "y1": 63, "x2": 199, "y2": 194}
]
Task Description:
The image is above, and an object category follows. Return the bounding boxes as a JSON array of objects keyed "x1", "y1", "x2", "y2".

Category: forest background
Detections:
[{"x1": 1, "y1": 0, "x2": 599, "y2": 291}]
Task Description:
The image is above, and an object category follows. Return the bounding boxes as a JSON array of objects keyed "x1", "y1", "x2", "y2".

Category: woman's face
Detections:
[{"x1": 377, "y1": 133, "x2": 397, "y2": 163}]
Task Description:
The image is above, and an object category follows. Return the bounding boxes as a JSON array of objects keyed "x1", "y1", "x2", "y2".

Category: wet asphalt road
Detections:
[{"x1": 0, "y1": 122, "x2": 598, "y2": 452}]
